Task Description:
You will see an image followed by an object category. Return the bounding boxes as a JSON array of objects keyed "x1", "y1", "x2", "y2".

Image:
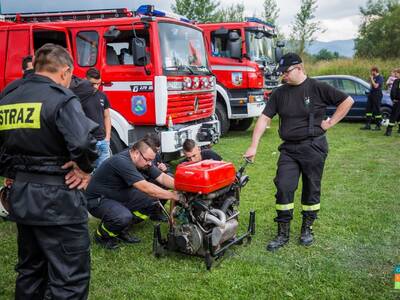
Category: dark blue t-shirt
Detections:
[
  {"x1": 371, "y1": 75, "x2": 384, "y2": 93},
  {"x1": 86, "y1": 149, "x2": 162, "y2": 201}
]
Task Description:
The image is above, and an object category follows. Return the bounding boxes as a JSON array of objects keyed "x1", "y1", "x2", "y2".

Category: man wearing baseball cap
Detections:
[{"x1": 244, "y1": 53, "x2": 354, "y2": 251}]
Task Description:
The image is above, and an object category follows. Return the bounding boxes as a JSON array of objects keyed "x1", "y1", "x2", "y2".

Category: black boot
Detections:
[
  {"x1": 384, "y1": 126, "x2": 393, "y2": 136},
  {"x1": 117, "y1": 227, "x2": 141, "y2": 244},
  {"x1": 266, "y1": 222, "x2": 290, "y2": 251},
  {"x1": 299, "y1": 217, "x2": 315, "y2": 246},
  {"x1": 94, "y1": 223, "x2": 120, "y2": 250},
  {"x1": 360, "y1": 118, "x2": 371, "y2": 130},
  {"x1": 372, "y1": 122, "x2": 381, "y2": 131}
]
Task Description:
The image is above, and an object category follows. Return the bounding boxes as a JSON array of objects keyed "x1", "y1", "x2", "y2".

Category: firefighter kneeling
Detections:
[{"x1": 86, "y1": 136, "x2": 179, "y2": 250}]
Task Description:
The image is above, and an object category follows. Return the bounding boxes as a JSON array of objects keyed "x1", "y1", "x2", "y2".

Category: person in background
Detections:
[
  {"x1": 182, "y1": 139, "x2": 222, "y2": 163},
  {"x1": 384, "y1": 68, "x2": 400, "y2": 136},
  {"x1": 360, "y1": 66, "x2": 384, "y2": 131}
]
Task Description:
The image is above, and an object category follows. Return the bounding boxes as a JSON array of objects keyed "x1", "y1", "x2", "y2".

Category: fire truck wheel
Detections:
[
  {"x1": 110, "y1": 129, "x2": 126, "y2": 155},
  {"x1": 215, "y1": 102, "x2": 230, "y2": 136},
  {"x1": 229, "y1": 118, "x2": 254, "y2": 131}
]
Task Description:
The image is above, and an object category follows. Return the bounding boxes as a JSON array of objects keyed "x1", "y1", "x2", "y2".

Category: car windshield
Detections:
[
  {"x1": 245, "y1": 30, "x2": 274, "y2": 63},
  {"x1": 159, "y1": 22, "x2": 210, "y2": 75}
]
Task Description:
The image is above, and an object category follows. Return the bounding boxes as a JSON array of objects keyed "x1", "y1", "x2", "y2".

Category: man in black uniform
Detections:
[
  {"x1": 0, "y1": 55, "x2": 34, "y2": 99},
  {"x1": 384, "y1": 68, "x2": 400, "y2": 136},
  {"x1": 244, "y1": 53, "x2": 354, "y2": 251},
  {"x1": 361, "y1": 66, "x2": 384, "y2": 130},
  {"x1": 182, "y1": 139, "x2": 222, "y2": 162},
  {"x1": 0, "y1": 44, "x2": 98, "y2": 299},
  {"x1": 86, "y1": 136, "x2": 179, "y2": 250}
]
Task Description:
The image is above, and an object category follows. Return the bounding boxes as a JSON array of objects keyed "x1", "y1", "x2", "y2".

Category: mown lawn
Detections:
[{"x1": 1, "y1": 122, "x2": 399, "y2": 299}]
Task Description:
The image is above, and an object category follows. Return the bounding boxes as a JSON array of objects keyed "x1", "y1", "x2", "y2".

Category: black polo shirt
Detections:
[{"x1": 263, "y1": 77, "x2": 348, "y2": 141}]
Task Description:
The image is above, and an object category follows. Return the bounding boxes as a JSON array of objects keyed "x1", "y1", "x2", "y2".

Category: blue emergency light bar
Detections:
[
  {"x1": 245, "y1": 17, "x2": 275, "y2": 29},
  {"x1": 136, "y1": 5, "x2": 191, "y2": 23}
]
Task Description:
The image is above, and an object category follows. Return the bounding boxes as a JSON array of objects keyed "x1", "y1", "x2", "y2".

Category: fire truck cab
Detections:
[
  {"x1": 199, "y1": 18, "x2": 280, "y2": 135},
  {"x1": 0, "y1": 5, "x2": 220, "y2": 156}
]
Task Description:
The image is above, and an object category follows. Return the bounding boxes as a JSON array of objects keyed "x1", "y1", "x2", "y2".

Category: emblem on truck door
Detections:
[{"x1": 131, "y1": 96, "x2": 147, "y2": 116}]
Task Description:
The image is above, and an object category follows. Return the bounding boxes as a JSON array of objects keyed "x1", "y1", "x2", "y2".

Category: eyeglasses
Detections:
[
  {"x1": 283, "y1": 67, "x2": 298, "y2": 75},
  {"x1": 138, "y1": 150, "x2": 153, "y2": 164}
]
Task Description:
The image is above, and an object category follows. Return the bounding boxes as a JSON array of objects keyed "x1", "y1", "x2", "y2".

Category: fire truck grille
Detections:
[{"x1": 167, "y1": 92, "x2": 214, "y2": 124}]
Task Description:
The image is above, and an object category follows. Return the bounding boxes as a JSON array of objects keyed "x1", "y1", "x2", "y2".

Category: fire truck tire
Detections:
[
  {"x1": 215, "y1": 102, "x2": 230, "y2": 136},
  {"x1": 110, "y1": 129, "x2": 126, "y2": 155},
  {"x1": 229, "y1": 118, "x2": 254, "y2": 131}
]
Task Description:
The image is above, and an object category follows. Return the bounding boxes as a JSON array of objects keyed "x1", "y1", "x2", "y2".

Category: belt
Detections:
[
  {"x1": 16, "y1": 172, "x2": 66, "y2": 186},
  {"x1": 284, "y1": 134, "x2": 325, "y2": 144}
]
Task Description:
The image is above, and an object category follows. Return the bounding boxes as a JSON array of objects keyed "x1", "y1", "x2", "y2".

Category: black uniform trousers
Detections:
[
  {"x1": 274, "y1": 135, "x2": 328, "y2": 223},
  {"x1": 365, "y1": 91, "x2": 383, "y2": 125},
  {"x1": 15, "y1": 222, "x2": 90, "y2": 300},
  {"x1": 388, "y1": 100, "x2": 400, "y2": 126},
  {"x1": 88, "y1": 189, "x2": 157, "y2": 237}
]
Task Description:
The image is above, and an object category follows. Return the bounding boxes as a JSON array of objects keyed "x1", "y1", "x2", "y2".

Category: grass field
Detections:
[{"x1": 0, "y1": 122, "x2": 399, "y2": 299}]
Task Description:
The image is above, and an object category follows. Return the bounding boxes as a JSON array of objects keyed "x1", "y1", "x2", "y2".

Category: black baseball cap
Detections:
[{"x1": 276, "y1": 53, "x2": 302, "y2": 73}]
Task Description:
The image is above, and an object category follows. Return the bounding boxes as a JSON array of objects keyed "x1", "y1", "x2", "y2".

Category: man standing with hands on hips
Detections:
[{"x1": 244, "y1": 53, "x2": 354, "y2": 251}]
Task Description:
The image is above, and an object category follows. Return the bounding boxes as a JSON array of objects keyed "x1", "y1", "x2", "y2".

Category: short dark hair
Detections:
[
  {"x1": 182, "y1": 139, "x2": 196, "y2": 152},
  {"x1": 144, "y1": 133, "x2": 161, "y2": 148},
  {"x1": 86, "y1": 67, "x2": 101, "y2": 80},
  {"x1": 22, "y1": 55, "x2": 33, "y2": 71},
  {"x1": 34, "y1": 44, "x2": 73, "y2": 73},
  {"x1": 371, "y1": 66, "x2": 379, "y2": 73},
  {"x1": 131, "y1": 136, "x2": 158, "y2": 154}
]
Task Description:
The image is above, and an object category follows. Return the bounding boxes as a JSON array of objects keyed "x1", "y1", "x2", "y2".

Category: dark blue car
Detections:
[{"x1": 314, "y1": 75, "x2": 393, "y2": 124}]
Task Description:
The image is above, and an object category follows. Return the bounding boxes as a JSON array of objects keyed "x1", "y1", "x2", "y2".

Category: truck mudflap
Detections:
[{"x1": 160, "y1": 119, "x2": 220, "y2": 153}]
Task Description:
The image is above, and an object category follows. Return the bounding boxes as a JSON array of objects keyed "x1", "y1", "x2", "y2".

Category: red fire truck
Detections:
[
  {"x1": 199, "y1": 18, "x2": 283, "y2": 135},
  {"x1": 0, "y1": 5, "x2": 220, "y2": 155}
]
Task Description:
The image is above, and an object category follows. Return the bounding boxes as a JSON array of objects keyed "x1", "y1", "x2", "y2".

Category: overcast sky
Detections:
[{"x1": 1, "y1": 0, "x2": 367, "y2": 42}]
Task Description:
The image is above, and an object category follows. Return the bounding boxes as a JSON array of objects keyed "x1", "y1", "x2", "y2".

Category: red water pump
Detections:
[{"x1": 153, "y1": 159, "x2": 255, "y2": 269}]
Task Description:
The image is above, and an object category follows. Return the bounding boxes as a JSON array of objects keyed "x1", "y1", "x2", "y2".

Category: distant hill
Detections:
[{"x1": 307, "y1": 39, "x2": 355, "y2": 58}]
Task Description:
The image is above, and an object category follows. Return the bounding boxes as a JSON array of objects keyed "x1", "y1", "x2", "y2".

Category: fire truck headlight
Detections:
[
  {"x1": 192, "y1": 77, "x2": 200, "y2": 89},
  {"x1": 201, "y1": 77, "x2": 209, "y2": 88},
  {"x1": 167, "y1": 81, "x2": 184, "y2": 91},
  {"x1": 183, "y1": 77, "x2": 192, "y2": 89}
]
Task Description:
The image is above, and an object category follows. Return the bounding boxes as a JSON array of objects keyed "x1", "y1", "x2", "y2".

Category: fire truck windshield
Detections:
[
  {"x1": 159, "y1": 22, "x2": 210, "y2": 75},
  {"x1": 245, "y1": 30, "x2": 274, "y2": 64}
]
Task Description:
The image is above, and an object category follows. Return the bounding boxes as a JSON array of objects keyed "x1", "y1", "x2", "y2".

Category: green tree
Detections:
[
  {"x1": 215, "y1": 3, "x2": 245, "y2": 22},
  {"x1": 171, "y1": 0, "x2": 220, "y2": 22},
  {"x1": 355, "y1": 2, "x2": 400, "y2": 58},
  {"x1": 290, "y1": 0, "x2": 325, "y2": 56},
  {"x1": 314, "y1": 48, "x2": 340, "y2": 61},
  {"x1": 263, "y1": 0, "x2": 279, "y2": 24}
]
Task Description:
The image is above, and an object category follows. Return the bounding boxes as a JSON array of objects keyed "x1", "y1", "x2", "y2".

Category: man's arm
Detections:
[
  {"x1": 133, "y1": 180, "x2": 178, "y2": 201},
  {"x1": 244, "y1": 114, "x2": 271, "y2": 161},
  {"x1": 321, "y1": 97, "x2": 354, "y2": 130},
  {"x1": 154, "y1": 172, "x2": 175, "y2": 189},
  {"x1": 103, "y1": 108, "x2": 112, "y2": 141}
]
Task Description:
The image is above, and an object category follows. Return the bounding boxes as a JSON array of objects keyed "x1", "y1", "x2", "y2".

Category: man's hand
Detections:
[
  {"x1": 321, "y1": 117, "x2": 333, "y2": 131},
  {"x1": 62, "y1": 161, "x2": 91, "y2": 190},
  {"x1": 157, "y1": 162, "x2": 168, "y2": 172},
  {"x1": 243, "y1": 146, "x2": 257, "y2": 162}
]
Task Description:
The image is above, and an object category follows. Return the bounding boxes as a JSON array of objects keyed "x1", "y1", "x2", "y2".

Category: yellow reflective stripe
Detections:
[
  {"x1": 302, "y1": 204, "x2": 320, "y2": 211},
  {"x1": 276, "y1": 203, "x2": 294, "y2": 211},
  {"x1": 365, "y1": 113, "x2": 372, "y2": 116},
  {"x1": 133, "y1": 210, "x2": 149, "y2": 220},
  {"x1": 0, "y1": 103, "x2": 42, "y2": 130},
  {"x1": 389, "y1": 123, "x2": 395, "y2": 126},
  {"x1": 101, "y1": 223, "x2": 117, "y2": 237},
  {"x1": 375, "y1": 115, "x2": 382, "y2": 118}
]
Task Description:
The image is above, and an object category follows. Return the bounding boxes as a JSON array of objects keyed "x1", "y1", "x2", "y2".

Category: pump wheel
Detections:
[
  {"x1": 230, "y1": 118, "x2": 254, "y2": 131},
  {"x1": 215, "y1": 102, "x2": 230, "y2": 136}
]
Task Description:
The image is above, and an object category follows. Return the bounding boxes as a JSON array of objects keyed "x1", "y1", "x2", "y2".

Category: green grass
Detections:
[{"x1": 1, "y1": 122, "x2": 400, "y2": 299}]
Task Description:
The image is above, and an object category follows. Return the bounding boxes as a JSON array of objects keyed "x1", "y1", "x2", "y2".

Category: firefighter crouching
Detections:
[{"x1": 0, "y1": 44, "x2": 98, "y2": 300}]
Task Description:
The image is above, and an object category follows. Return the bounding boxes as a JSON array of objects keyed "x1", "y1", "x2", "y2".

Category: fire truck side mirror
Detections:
[
  {"x1": 131, "y1": 37, "x2": 148, "y2": 66},
  {"x1": 227, "y1": 32, "x2": 242, "y2": 60}
]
